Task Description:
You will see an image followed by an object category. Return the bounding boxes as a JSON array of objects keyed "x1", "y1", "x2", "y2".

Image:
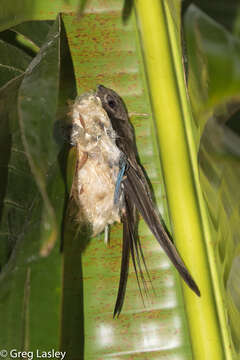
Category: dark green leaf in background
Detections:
[
  {"x1": 184, "y1": 4, "x2": 240, "y2": 359},
  {"x1": 12, "y1": 21, "x2": 54, "y2": 49},
  {"x1": 0, "y1": 15, "x2": 76, "y2": 353},
  {"x1": 184, "y1": 5, "x2": 240, "y2": 138},
  {"x1": 0, "y1": 39, "x2": 32, "y2": 71}
]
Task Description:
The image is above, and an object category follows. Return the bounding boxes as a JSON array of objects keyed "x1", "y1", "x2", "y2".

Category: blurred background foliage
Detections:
[
  {"x1": 0, "y1": 0, "x2": 239, "y2": 359},
  {"x1": 183, "y1": 4, "x2": 240, "y2": 357}
]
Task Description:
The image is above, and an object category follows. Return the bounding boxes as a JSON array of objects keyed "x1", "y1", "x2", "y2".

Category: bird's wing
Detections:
[{"x1": 123, "y1": 164, "x2": 201, "y2": 297}]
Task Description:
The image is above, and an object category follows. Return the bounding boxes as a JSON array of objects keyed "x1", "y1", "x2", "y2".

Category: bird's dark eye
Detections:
[{"x1": 107, "y1": 96, "x2": 116, "y2": 109}]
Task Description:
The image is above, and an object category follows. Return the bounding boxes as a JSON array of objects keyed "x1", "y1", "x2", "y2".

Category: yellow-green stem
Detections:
[{"x1": 135, "y1": 0, "x2": 228, "y2": 359}]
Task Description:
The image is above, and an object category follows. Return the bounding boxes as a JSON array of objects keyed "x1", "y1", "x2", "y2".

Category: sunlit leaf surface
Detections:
[{"x1": 61, "y1": 1, "x2": 193, "y2": 358}]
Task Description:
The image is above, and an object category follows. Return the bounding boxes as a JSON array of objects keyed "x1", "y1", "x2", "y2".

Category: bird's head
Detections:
[{"x1": 96, "y1": 85, "x2": 128, "y2": 122}]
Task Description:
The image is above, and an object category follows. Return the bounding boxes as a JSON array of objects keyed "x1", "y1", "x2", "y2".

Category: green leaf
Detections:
[
  {"x1": 0, "y1": 15, "x2": 76, "y2": 351},
  {"x1": 0, "y1": 0, "x2": 81, "y2": 31},
  {"x1": 185, "y1": 4, "x2": 240, "y2": 359},
  {"x1": 0, "y1": 66, "x2": 22, "y2": 87},
  {"x1": 60, "y1": 1, "x2": 195, "y2": 359},
  {"x1": 12, "y1": 21, "x2": 54, "y2": 48},
  {"x1": 0, "y1": 31, "x2": 33, "y2": 88},
  {"x1": 185, "y1": 5, "x2": 240, "y2": 136},
  {"x1": 0, "y1": 39, "x2": 32, "y2": 71}
]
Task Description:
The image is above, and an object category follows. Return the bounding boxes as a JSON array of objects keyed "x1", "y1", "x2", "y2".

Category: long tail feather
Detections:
[
  {"x1": 124, "y1": 165, "x2": 201, "y2": 297},
  {"x1": 113, "y1": 197, "x2": 131, "y2": 317},
  {"x1": 114, "y1": 195, "x2": 149, "y2": 317}
]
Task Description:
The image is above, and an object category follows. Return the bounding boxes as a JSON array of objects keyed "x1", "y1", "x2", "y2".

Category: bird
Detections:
[{"x1": 68, "y1": 85, "x2": 200, "y2": 317}]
